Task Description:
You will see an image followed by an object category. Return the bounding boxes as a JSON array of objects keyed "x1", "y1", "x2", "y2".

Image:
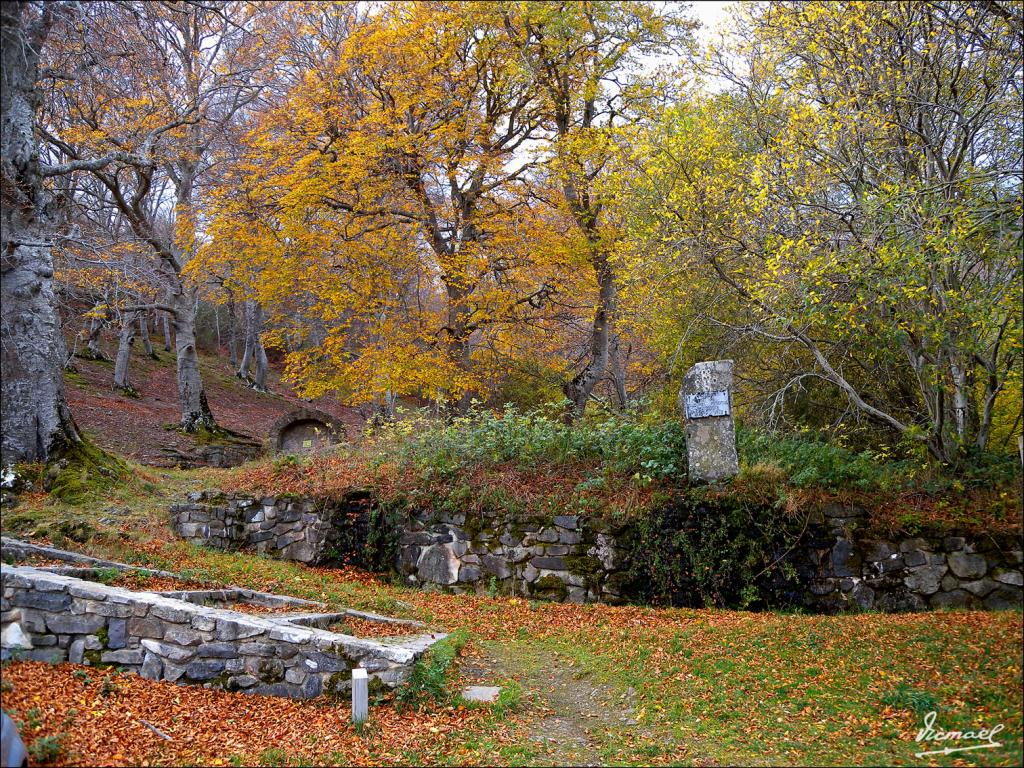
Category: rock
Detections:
[
  {"x1": 69, "y1": 638, "x2": 85, "y2": 664},
  {"x1": 197, "y1": 642, "x2": 240, "y2": 659},
  {"x1": 416, "y1": 544, "x2": 460, "y2": 585},
  {"x1": 536, "y1": 529, "x2": 559, "y2": 544},
  {"x1": 899, "y1": 538, "x2": 932, "y2": 553},
  {"x1": 12, "y1": 591, "x2": 71, "y2": 612},
  {"x1": 163, "y1": 625, "x2": 203, "y2": 646},
  {"x1": 46, "y1": 613, "x2": 105, "y2": 634},
  {"x1": 993, "y1": 570, "x2": 1023, "y2": 586},
  {"x1": 480, "y1": 555, "x2": 511, "y2": 579},
  {"x1": 140, "y1": 639, "x2": 195, "y2": 662},
  {"x1": 861, "y1": 540, "x2": 896, "y2": 562},
  {"x1": 943, "y1": 537, "x2": 965, "y2": 552},
  {"x1": 929, "y1": 589, "x2": 977, "y2": 610},
  {"x1": 227, "y1": 674, "x2": 259, "y2": 690},
  {"x1": 530, "y1": 556, "x2": 567, "y2": 570},
  {"x1": 947, "y1": 552, "x2": 987, "y2": 579},
  {"x1": 127, "y1": 617, "x2": 165, "y2": 638},
  {"x1": 903, "y1": 550, "x2": 928, "y2": 568},
  {"x1": 984, "y1": 586, "x2": 1022, "y2": 610},
  {"x1": 107, "y1": 618, "x2": 127, "y2": 649},
  {"x1": 100, "y1": 649, "x2": 144, "y2": 665},
  {"x1": 875, "y1": 591, "x2": 926, "y2": 612},
  {"x1": 830, "y1": 539, "x2": 860, "y2": 577},
  {"x1": 553, "y1": 515, "x2": 578, "y2": 530},
  {"x1": 903, "y1": 564, "x2": 947, "y2": 595},
  {"x1": 140, "y1": 652, "x2": 163, "y2": 680},
  {"x1": 558, "y1": 529, "x2": 583, "y2": 545},
  {"x1": 458, "y1": 566, "x2": 481, "y2": 583},
  {"x1": 960, "y1": 579, "x2": 998, "y2": 597},
  {"x1": 186, "y1": 660, "x2": 226, "y2": 680},
  {"x1": 940, "y1": 574, "x2": 959, "y2": 591},
  {"x1": 462, "y1": 685, "x2": 501, "y2": 703},
  {"x1": 1, "y1": 622, "x2": 32, "y2": 649}
]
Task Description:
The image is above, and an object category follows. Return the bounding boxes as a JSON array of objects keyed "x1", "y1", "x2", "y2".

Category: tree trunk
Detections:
[
  {"x1": 226, "y1": 292, "x2": 238, "y2": 367},
  {"x1": 0, "y1": 2, "x2": 81, "y2": 465},
  {"x1": 138, "y1": 311, "x2": 155, "y2": 358},
  {"x1": 113, "y1": 310, "x2": 138, "y2": 392},
  {"x1": 610, "y1": 333, "x2": 629, "y2": 411},
  {"x1": 237, "y1": 300, "x2": 267, "y2": 390},
  {"x1": 237, "y1": 300, "x2": 254, "y2": 379},
  {"x1": 563, "y1": 252, "x2": 615, "y2": 419},
  {"x1": 162, "y1": 312, "x2": 172, "y2": 352},
  {"x1": 170, "y1": 284, "x2": 215, "y2": 431},
  {"x1": 83, "y1": 306, "x2": 108, "y2": 360}
]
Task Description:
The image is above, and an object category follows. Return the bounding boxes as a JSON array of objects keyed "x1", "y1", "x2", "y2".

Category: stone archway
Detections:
[{"x1": 269, "y1": 408, "x2": 346, "y2": 456}]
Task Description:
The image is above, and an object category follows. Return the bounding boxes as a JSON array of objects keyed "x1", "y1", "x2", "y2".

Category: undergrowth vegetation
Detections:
[{"x1": 211, "y1": 405, "x2": 1021, "y2": 537}]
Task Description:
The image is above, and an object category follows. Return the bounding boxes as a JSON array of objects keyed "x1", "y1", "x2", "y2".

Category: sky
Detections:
[{"x1": 688, "y1": 0, "x2": 734, "y2": 41}]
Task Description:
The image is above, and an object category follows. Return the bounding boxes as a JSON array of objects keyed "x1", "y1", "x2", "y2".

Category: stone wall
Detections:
[
  {"x1": 170, "y1": 494, "x2": 1023, "y2": 612},
  {"x1": 171, "y1": 492, "x2": 354, "y2": 564},
  {"x1": 799, "y1": 504, "x2": 1023, "y2": 612},
  {"x1": 1, "y1": 565, "x2": 441, "y2": 699}
]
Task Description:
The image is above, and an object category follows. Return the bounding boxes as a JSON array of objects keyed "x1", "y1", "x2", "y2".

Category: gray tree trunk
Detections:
[
  {"x1": 84, "y1": 310, "x2": 107, "y2": 359},
  {"x1": 610, "y1": 333, "x2": 629, "y2": 411},
  {"x1": 237, "y1": 300, "x2": 267, "y2": 391},
  {"x1": 0, "y1": 2, "x2": 81, "y2": 464},
  {"x1": 113, "y1": 311, "x2": 138, "y2": 391},
  {"x1": 162, "y1": 312, "x2": 172, "y2": 352},
  {"x1": 169, "y1": 283, "x2": 214, "y2": 431},
  {"x1": 226, "y1": 293, "x2": 238, "y2": 367},
  {"x1": 138, "y1": 311, "x2": 155, "y2": 358},
  {"x1": 564, "y1": 253, "x2": 615, "y2": 418}
]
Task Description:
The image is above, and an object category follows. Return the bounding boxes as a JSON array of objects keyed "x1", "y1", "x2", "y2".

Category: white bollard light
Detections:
[{"x1": 352, "y1": 667, "x2": 369, "y2": 726}]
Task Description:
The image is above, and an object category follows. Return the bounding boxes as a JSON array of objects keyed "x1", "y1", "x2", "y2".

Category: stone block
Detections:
[
  {"x1": 943, "y1": 536, "x2": 965, "y2": 552},
  {"x1": 13, "y1": 591, "x2": 72, "y2": 612},
  {"x1": 680, "y1": 359, "x2": 739, "y2": 483},
  {"x1": 107, "y1": 618, "x2": 127, "y2": 649},
  {"x1": 536, "y1": 529, "x2": 559, "y2": 544},
  {"x1": 531, "y1": 556, "x2": 567, "y2": 570},
  {"x1": 150, "y1": 603, "x2": 193, "y2": 623},
  {"x1": 127, "y1": 617, "x2": 165, "y2": 639},
  {"x1": 480, "y1": 555, "x2": 511, "y2": 579},
  {"x1": 197, "y1": 642, "x2": 241, "y2": 659},
  {"x1": 930, "y1": 589, "x2": 977, "y2": 609},
  {"x1": 101, "y1": 648, "x2": 144, "y2": 665},
  {"x1": 553, "y1": 515, "x2": 578, "y2": 530},
  {"x1": 69, "y1": 638, "x2": 85, "y2": 664},
  {"x1": 186, "y1": 660, "x2": 226, "y2": 680},
  {"x1": 994, "y1": 570, "x2": 1023, "y2": 586},
  {"x1": 558, "y1": 530, "x2": 583, "y2": 545},
  {"x1": 947, "y1": 552, "x2": 987, "y2": 579},
  {"x1": 140, "y1": 639, "x2": 195, "y2": 662},
  {"x1": 960, "y1": 579, "x2": 997, "y2": 597},
  {"x1": 458, "y1": 566, "x2": 481, "y2": 583},
  {"x1": 983, "y1": 586, "x2": 1023, "y2": 610},
  {"x1": 46, "y1": 613, "x2": 105, "y2": 634},
  {"x1": 903, "y1": 564, "x2": 946, "y2": 595},
  {"x1": 903, "y1": 550, "x2": 928, "y2": 568},
  {"x1": 164, "y1": 625, "x2": 204, "y2": 646},
  {"x1": 140, "y1": 652, "x2": 163, "y2": 680},
  {"x1": 861, "y1": 540, "x2": 896, "y2": 562}
]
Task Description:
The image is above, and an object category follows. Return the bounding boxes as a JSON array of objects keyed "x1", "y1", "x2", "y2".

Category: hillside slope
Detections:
[{"x1": 65, "y1": 344, "x2": 365, "y2": 466}]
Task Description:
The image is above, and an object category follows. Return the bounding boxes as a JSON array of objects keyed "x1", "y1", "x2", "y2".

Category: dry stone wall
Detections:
[
  {"x1": 1, "y1": 562, "x2": 441, "y2": 699},
  {"x1": 170, "y1": 494, "x2": 1023, "y2": 612}
]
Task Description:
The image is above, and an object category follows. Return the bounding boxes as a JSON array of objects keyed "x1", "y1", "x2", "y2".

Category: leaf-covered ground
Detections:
[{"x1": 3, "y1": 529, "x2": 1021, "y2": 767}]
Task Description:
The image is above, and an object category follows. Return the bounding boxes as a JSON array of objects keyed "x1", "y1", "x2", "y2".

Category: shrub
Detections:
[{"x1": 395, "y1": 629, "x2": 468, "y2": 710}]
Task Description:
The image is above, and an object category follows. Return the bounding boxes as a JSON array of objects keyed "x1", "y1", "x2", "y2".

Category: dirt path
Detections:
[{"x1": 460, "y1": 642, "x2": 641, "y2": 766}]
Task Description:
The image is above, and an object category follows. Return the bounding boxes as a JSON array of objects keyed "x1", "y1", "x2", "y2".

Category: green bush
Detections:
[
  {"x1": 395, "y1": 629, "x2": 469, "y2": 710},
  {"x1": 377, "y1": 405, "x2": 688, "y2": 482}
]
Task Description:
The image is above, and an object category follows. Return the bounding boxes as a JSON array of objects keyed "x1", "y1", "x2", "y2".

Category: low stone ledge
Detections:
[{"x1": 1, "y1": 563, "x2": 443, "y2": 699}]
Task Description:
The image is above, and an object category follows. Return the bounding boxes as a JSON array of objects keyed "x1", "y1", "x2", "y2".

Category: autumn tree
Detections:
[
  {"x1": 42, "y1": 0, "x2": 273, "y2": 430},
  {"x1": 201, "y1": 1, "x2": 569, "y2": 411},
  {"x1": 499, "y1": 0, "x2": 692, "y2": 417},
  {"x1": 629, "y1": 1, "x2": 1022, "y2": 461}
]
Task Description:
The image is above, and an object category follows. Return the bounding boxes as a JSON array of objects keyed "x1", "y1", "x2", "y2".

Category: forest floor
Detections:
[
  {"x1": 63, "y1": 343, "x2": 366, "y2": 465},
  {"x1": 2, "y1": 492, "x2": 1021, "y2": 767}
]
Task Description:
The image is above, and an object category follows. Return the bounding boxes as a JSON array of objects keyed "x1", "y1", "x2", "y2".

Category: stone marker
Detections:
[
  {"x1": 461, "y1": 685, "x2": 501, "y2": 704},
  {"x1": 352, "y1": 668, "x2": 368, "y2": 725},
  {"x1": 680, "y1": 360, "x2": 739, "y2": 483}
]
